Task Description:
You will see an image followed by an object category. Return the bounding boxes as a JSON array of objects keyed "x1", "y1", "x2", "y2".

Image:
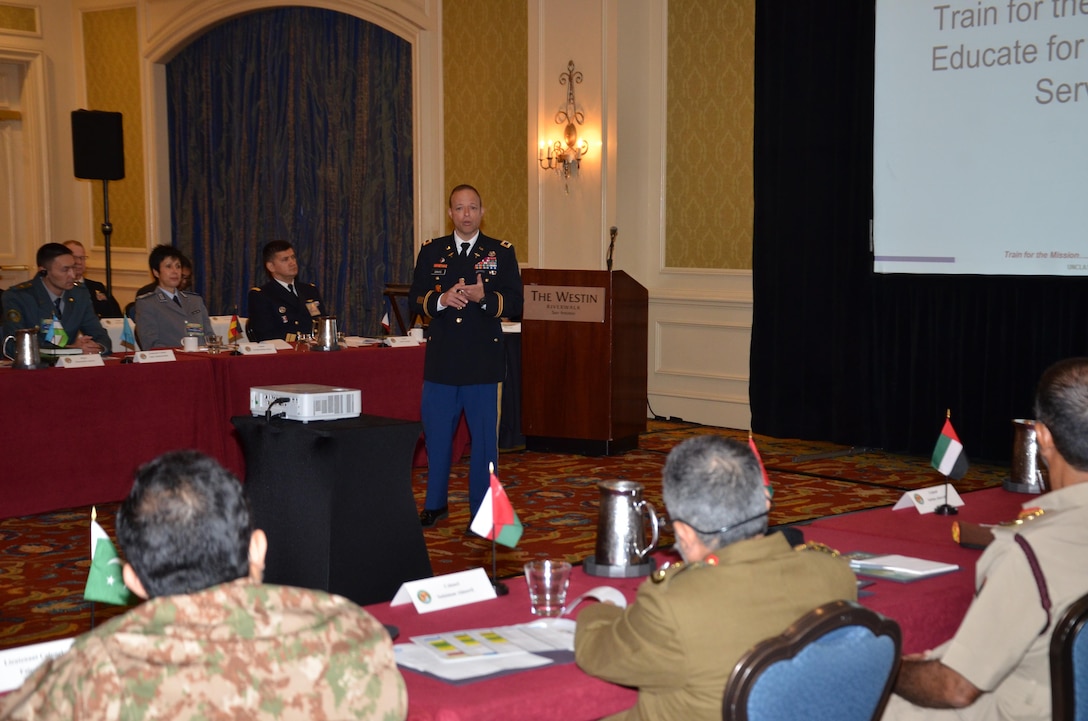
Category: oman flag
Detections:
[
  {"x1": 931, "y1": 418, "x2": 969, "y2": 480},
  {"x1": 469, "y1": 466, "x2": 523, "y2": 548}
]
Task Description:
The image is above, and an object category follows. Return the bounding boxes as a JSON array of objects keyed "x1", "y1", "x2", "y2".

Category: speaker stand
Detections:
[{"x1": 98, "y1": 179, "x2": 114, "y2": 296}]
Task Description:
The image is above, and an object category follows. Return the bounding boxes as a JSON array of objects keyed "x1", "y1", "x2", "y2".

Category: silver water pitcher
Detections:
[
  {"x1": 585, "y1": 480, "x2": 659, "y2": 577},
  {"x1": 3, "y1": 327, "x2": 41, "y2": 370},
  {"x1": 312, "y1": 316, "x2": 341, "y2": 352},
  {"x1": 1004, "y1": 418, "x2": 1047, "y2": 494}
]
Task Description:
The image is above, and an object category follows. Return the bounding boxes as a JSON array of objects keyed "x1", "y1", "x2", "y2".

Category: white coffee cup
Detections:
[
  {"x1": 409, "y1": 328, "x2": 424, "y2": 341},
  {"x1": 181, "y1": 336, "x2": 199, "y2": 352}
]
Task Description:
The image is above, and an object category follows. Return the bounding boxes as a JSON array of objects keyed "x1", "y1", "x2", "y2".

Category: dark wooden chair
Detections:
[
  {"x1": 382, "y1": 283, "x2": 425, "y2": 335},
  {"x1": 1051, "y1": 592, "x2": 1088, "y2": 721},
  {"x1": 723, "y1": 600, "x2": 901, "y2": 721}
]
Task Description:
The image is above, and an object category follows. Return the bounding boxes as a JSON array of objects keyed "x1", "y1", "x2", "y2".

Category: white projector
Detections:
[{"x1": 249, "y1": 384, "x2": 362, "y2": 423}]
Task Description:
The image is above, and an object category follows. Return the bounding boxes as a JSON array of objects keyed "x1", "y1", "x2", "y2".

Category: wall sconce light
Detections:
[{"x1": 538, "y1": 60, "x2": 590, "y2": 181}]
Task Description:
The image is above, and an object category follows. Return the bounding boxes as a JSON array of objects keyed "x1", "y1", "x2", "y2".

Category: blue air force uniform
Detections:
[
  {"x1": 1, "y1": 277, "x2": 112, "y2": 354},
  {"x1": 408, "y1": 233, "x2": 523, "y2": 516},
  {"x1": 246, "y1": 280, "x2": 326, "y2": 341}
]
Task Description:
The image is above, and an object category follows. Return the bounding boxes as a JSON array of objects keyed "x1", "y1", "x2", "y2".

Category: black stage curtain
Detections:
[{"x1": 750, "y1": 1, "x2": 1088, "y2": 462}]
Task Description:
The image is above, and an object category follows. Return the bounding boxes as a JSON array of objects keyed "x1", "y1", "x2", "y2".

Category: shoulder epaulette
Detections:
[
  {"x1": 135, "y1": 291, "x2": 154, "y2": 300},
  {"x1": 11, "y1": 280, "x2": 33, "y2": 290},
  {"x1": 500, "y1": 240, "x2": 513, "y2": 248},
  {"x1": 422, "y1": 238, "x2": 434, "y2": 246},
  {"x1": 250, "y1": 286, "x2": 262, "y2": 292}
]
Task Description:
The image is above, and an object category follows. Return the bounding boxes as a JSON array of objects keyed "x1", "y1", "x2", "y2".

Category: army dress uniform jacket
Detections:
[
  {"x1": 408, "y1": 233, "x2": 523, "y2": 386},
  {"x1": 1, "y1": 276, "x2": 112, "y2": 354},
  {"x1": 0, "y1": 579, "x2": 408, "y2": 721},
  {"x1": 133, "y1": 287, "x2": 214, "y2": 349},
  {"x1": 574, "y1": 532, "x2": 858, "y2": 721},
  {"x1": 246, "y1": 280, "x2": 326, "y2": 341},
  {"x1": 79, "y1": 277, "x2": 123, "y2": 318}
]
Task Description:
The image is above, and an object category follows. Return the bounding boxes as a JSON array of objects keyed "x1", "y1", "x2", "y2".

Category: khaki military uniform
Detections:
[
  {"x1": 574, "y1": 532, "x2": 858, "y2": 721},
  {"x1": 0, "y1": 579, "x2": 407, "y2": 721},
  {"x1": 882, "y1": 482, "x2": 1088, "y2": 721}
]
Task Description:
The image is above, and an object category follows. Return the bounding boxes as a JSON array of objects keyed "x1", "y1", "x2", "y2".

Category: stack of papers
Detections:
[
  {"x1": 847, "y1": 553, "x2": 960, "y2": 582},
  {"x1": 394, "y1": 618, "x2": 576, "y2": 682}
]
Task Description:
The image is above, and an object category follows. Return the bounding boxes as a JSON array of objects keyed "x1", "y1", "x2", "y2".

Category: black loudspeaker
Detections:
[{"x1": 71, "y1": 110, "x2": 125, "y2": 180}]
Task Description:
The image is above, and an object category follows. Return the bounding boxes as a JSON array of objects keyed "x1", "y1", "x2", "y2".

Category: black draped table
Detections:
[{"x1": 232, "y1": 414, "x2": 432, "y2": 606}]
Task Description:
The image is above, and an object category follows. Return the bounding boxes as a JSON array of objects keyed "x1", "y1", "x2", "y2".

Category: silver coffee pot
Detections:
[
  {"x1": 312, "y1": 316, "x2": 341, "y2": 352},
  {"x1": 585, "y1": 480, "x2": 659, "y2": 577},
  {"x1": 3, "y1": 327, "x2": 41, "y2": 370}
]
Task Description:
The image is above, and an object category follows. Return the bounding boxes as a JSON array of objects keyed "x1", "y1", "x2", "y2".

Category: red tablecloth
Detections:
[
  {"x1": 806, "y1": 486, "x2": 1030, "y2": 653},
  {"x1": 367, "y1": 488, "x2": 1033, "y2": 719},
  {"x1": 0, "y1": 354, "x2": 226, "y2": 518},
  {"x1": 1, "y1": 345, "x2": 468, "y2": 519}
]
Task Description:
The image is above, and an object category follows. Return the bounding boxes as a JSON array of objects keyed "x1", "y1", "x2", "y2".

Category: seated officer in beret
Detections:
[
  {"x1": 246, "y1": 240, "x2": 326, "y2": 342},
  {"x1": 575, "y1": 435, "x2": 857, "y2": 721}
]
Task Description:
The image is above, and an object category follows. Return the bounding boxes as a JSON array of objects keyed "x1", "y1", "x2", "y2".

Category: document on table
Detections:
[
  {"x1": 395, "y1": 618, "x2": 576, "y2": 681},
  {"x1": 846, "y1": 552, "x2": 960, "y2": 582}
]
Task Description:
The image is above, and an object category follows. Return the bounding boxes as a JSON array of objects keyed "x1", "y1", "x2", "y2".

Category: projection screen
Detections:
[{"x1": 873, "y1": 0, "x2": 1088, "y2": 275}]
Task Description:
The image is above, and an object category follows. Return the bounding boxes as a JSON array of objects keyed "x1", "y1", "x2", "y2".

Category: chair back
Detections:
[
  {"x1": 1051, "y1": 592, "x2": 1088, "y2": 721},
  {"x1": 723, "y1": 600, "x2": 901, "y2": 721}
]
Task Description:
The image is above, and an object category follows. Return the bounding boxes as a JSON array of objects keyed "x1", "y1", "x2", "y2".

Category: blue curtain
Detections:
[{"x1": 166, "y1": 7, "x2": 414, "y2": 335}]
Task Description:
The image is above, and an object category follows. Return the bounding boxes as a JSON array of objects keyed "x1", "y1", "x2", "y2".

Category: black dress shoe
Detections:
[{"x1": 419, "y1": 506, "x2": 449, "y2": 527}]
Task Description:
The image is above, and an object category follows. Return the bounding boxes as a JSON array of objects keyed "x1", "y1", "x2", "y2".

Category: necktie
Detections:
[
  {"x1": 288, "y1": 283, "x2": 297, "y2": 296},
  {"x1": 173, "y1": 295, "x2": 182, "y2": 307},
  {"x1": 53, "y1": 298, "x2": 63, "y2": 320},
  {"x1": 460, "y1": 242, "x2": 470, "y2": 258}
]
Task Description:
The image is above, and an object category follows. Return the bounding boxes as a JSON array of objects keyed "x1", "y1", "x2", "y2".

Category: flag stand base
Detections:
[
  {"x1": 934, "y1": 504, "x2": 959, "y2": 516},
  {"x1": 492, "y1": 581, "x2": 509, "y2": 596}
]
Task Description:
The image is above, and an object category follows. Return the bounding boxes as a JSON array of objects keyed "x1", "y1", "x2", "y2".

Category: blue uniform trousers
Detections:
[{"x1": 421, "y1": 380, "x2": 499, "y2": 517}]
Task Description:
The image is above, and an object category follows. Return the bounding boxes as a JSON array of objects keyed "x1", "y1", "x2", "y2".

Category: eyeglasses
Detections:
[{"x1": 670, "y1": 509, "x2": 769, "y2": 537}]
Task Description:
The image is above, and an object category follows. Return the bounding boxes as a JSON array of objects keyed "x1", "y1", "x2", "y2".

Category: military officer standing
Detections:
[
  {"x1": 246, "y1": 240, "x2": 326, "y2": 342},
  {"x1": 134, "y1": 244, "x2": 214, "y2": 349},
  {"x1": 410, "y1": 184, "x2": 523, "y2": 526},
  {"x1": 2, "y1": 242, "x2": 111, "y2": 355}
]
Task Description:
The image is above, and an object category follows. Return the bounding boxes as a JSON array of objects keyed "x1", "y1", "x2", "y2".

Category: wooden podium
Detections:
[{"x1": 521, "y1": 269, "x2": 647, "y2": 455}]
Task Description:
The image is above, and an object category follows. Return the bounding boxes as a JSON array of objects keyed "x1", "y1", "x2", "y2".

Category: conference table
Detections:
[
  {"x1": 0, "y1": 344, "x2": 469, "y2": 519},
  {"x1": 364, "y1": 487, "x2": 1031, "y2": 721}
]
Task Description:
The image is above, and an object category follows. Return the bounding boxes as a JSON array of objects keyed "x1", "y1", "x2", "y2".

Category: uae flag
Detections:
[
  {"x1": 84, "y1": 507, "x2": 133, "y2": 606},
  {"x1": 931, "y1": 418, "x2": 969, "y2": 480},
  {"x1": 469, "y1": 467, "x2": 523, "y2": 548}
]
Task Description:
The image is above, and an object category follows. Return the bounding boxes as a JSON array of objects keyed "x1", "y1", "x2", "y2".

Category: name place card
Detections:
[
  {"x1": 237, "y1": 342, "x2": 278, "y2": 355},
  {"x1": 391, "y1": 568, "x2": 497, "y2": 614},
  {"x1": 893, "y1": 483, "x2": 965, "y2": 514},
  {"x1": 134, "y1": 350, "x2": 176, "y2": 364},
  {"x1": 57, "y1": 354, "x2": 105, "y2": 368}
]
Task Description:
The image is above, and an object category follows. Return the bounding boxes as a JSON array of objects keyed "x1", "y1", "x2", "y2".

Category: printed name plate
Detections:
[
  {"x1": 391, "y1": 568, "x2": 496, "y2": 614},
  {"x1": 134, "y1": 350, "x2": 176, "y2": 364}
]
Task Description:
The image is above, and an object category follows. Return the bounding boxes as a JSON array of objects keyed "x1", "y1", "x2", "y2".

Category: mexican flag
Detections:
[
  {"x1": 84, "y1": 507, "x2": 134, "y2": 606},
  {"x1": 932, "y1": 418, "x2": 969, "y2": 480},
  {"x1": 469, "y1": 467, "x2": 523, "y2": 548}
]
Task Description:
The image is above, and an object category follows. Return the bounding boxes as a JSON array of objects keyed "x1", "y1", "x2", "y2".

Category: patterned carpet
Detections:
[{"x1": 0, "y1": 421, "x2": 1010, "y2": 651}]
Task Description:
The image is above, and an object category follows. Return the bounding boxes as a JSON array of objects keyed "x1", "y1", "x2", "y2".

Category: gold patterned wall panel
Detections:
[
  {"x1": 82, "y1": 7, "x2": 146, "y2": 251},
  {"x1": 666, "y1": 0, "x2": 754, "y2": 269},
  {"x1": 0, "y1": 5, "x2": 37, "y2": 34},
  {"x1": 442, "y1": 0, "x2": 527, "y2": 257}
]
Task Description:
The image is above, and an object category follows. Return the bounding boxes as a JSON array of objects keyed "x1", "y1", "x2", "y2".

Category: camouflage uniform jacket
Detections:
[{"x1": 0, "y1": 579, "x2": 407, "y2": 720}]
